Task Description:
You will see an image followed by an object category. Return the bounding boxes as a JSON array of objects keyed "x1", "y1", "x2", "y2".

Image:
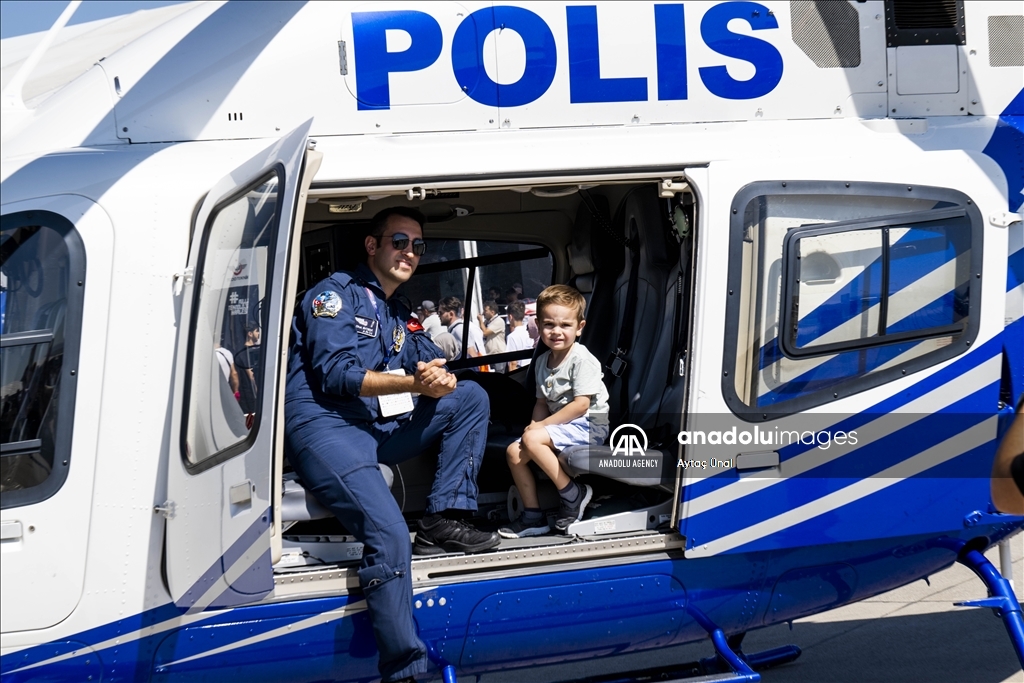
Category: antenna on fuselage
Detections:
[{"x1": 1, "y1": 0, "x2": 82, "y2": 110}]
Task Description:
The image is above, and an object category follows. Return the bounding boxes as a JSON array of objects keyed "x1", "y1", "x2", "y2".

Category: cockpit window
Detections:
[
  {"x1": 182, "y1": 172, "x2": 281, "y2": 470},
  {"x1": 0, "y1": 212, "x2": 84, "y2": 508}
]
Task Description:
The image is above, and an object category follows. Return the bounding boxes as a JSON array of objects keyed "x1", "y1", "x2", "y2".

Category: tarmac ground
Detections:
[{"x1": 476, "y1": 535, "x2": 1024, "y2": 683}]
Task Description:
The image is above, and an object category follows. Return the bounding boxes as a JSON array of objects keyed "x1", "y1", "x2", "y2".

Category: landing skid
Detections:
[
  {"x1": 954, "y1": 546, "x2": 1024, "y2": 670},
  {"x1": 551, "y1": 622, "x2": 801, "y2": 683}
]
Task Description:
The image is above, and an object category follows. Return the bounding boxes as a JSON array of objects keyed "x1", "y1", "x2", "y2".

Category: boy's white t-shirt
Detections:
[{"x1": 534, "y1": 342, "x2": 609, "y2": 415}]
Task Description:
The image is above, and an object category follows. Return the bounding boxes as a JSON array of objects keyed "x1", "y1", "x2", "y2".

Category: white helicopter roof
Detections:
[{"x1": 0, "y1": 2, "x2": 203, "y2": 106}]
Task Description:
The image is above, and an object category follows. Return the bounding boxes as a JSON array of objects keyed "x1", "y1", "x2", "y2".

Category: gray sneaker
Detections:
[
  {"x1": 554, "y1": 484, "x2": 593, "y2": 534},
  {"x1": 498, "y1": 515, "x2": 551, "y2": 539}
]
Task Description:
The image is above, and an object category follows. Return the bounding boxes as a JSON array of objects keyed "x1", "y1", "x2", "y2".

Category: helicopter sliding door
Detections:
[
  {"x1": 680, "y1": 156, "x2": 1002, "y2": 560},
  {"x1": 164, "y1": 121, "x2": 311, "y2": 611}
]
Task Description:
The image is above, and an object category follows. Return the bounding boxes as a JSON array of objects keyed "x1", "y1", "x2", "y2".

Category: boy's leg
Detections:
[
  {"x1": 528, "y1": 418, "x2": 596, "y2": 533},
  {"x1": 520, "y1": 427, "x2": 571, "y2": 488},
  {"x1": 507, "y1": 440, "x2": 541, "y2": 508},
  {"x1": 500, "y1": 440, "x2": 551, "y2": 538}
]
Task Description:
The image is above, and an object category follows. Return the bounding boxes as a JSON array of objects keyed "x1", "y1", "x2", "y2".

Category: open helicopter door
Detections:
[
  {"x1": 164, "y1": 121, "x2": 314, "y2": 611},
  {"x1": 680, "y1": 156, "x2": 998, "y2": 563}
]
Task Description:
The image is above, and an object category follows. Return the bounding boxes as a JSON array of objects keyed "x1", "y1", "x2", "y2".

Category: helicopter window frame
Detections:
[
  {"x1": 180, "y1": 168, "x2": 284, "y2": 474},
  {"x1": 0, "y1": 210, "x2": 85, "y2": 509},
  {"x1": 721, "y1": 181, "x2": 982, "y2": 420}
]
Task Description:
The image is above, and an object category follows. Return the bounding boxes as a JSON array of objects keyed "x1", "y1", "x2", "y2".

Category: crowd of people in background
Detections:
[{"x1": 414, "y1": 283, "x2": 540, "y2": 372}]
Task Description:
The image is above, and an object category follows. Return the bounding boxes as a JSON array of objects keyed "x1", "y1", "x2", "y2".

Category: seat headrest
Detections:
[
  {"x1": 622, "y1": 186, "x2": 675, "y2": 268},
  {"x1": 570, "y1": 193, "x2": 617, "y2": 275},
  {"x1": 576, "y1": 273, "x2": 595, "y2": 294},
  {"x1": 568, "y1": 200, "x2": 597, "y2": 275}
]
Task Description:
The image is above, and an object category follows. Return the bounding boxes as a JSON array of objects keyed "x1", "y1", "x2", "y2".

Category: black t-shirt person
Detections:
[{"x1": 235, "y1": 344, "x2": 260, "y2": 415}]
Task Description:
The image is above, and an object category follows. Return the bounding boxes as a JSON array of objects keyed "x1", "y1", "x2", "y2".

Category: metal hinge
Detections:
[
  {"x1": 660, "y1": 178, "x2": 690, "y2": 198},
  {"x1": 172, "y1": 267, "x2": 194, "y2": 296},
  {"x1": 338, "y1": 40, "x2": 347, "y2": 75},
  {"x1": 988, "y1": 211, "x2": 1020, "y2": 228},
  {"x1": 407, "y1": 187, "x2": 439, "y2": 201},
  {"x1": 154, "y1": 500, "x2": 176, "y2": 519}
]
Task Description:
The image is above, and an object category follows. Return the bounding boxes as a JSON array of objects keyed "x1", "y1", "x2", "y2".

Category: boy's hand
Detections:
[{"x1": 523, "y1": 421, "x2": 545, "y2": 435}]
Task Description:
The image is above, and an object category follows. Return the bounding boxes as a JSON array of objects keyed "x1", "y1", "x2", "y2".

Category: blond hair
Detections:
[{"x1": 536, "y1": 284, "x2": 586, "y2": 322}]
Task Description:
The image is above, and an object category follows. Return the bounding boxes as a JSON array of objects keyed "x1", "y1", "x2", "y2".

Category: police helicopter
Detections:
[{"x1": 1, "y1": 1, "x2": 1022, "y2": 681}]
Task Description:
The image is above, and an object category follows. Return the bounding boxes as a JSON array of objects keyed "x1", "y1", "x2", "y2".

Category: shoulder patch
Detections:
[
  {"x1": 406, "y1": 317, "x2": 424, "y2": 333},
  {"x1": 312, "y1": 291, "x2": 342, "y2": 318}
]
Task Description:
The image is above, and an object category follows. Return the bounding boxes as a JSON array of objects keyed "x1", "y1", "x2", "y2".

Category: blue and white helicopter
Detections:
[{"x1": 1, "y1": 1, "x2": 1022, "y2": 681}]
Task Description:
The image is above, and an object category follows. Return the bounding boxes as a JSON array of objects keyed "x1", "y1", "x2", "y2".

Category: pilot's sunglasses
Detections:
[{"x1": 386, "y1": 232, "x2": 427, "y2": 256}]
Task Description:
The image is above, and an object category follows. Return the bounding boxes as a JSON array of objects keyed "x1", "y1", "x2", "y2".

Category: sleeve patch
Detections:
[{"x1": 312, "y1": 291, "x2": 342, "y2": 318}]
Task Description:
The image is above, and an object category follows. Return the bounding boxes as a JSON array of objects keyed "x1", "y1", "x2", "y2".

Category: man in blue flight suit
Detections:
[{"x1": 284, "y1": 207, "x2": 499, "y2": 683}]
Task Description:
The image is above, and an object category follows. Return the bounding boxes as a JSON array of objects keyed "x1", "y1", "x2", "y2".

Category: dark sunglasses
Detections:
[{"x1": 383, "y1": 232, "x2": 426, "y2": 256}]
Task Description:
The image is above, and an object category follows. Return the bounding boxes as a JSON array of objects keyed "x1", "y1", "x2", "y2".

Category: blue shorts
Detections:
[{"x1": 541, "y1": 415, "x2": 609, "y2": 452}]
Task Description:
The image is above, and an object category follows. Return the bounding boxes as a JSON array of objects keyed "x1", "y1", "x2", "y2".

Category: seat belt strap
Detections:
[{"x1": 609, "y1": 220, "x2": 640, "y2": 383}]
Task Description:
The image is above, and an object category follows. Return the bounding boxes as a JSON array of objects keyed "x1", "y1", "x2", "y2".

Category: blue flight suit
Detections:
[{"x1": 284, "y1": 263, "x2": 489, "y2": 682}]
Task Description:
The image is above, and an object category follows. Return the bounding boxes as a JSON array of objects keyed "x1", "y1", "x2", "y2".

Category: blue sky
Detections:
[{"x1": 0, "y1": 1, "x2": 187, "y2": 39}]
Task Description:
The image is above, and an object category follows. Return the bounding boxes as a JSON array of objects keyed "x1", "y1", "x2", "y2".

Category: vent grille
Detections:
[
  {"x1": 885, "y1": 0, "x2": 965, "y2": 46},
  {"x1": 791, "y1": 0, "x2": 861, "y2": 68},
  {"x1": 989, "y1": 15, "x2": 1024, "y2": 67},
  {"x1": 893, "y1": 0, "x2": 958, "y2": 28}
]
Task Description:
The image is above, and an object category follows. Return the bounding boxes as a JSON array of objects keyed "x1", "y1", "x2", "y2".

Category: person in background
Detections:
[
  {"x1": 505, "y1": 300, "x2": 533, "y2": 371},
  {"x1": 234, "y1": 321, "x2": 261, "y2": 416},
  {"x1": 477, "y1": 299, "x2": 506, "y2": 372},
  {"x1": 418, "y1": 300, "x2": 443, "y2": 340}
]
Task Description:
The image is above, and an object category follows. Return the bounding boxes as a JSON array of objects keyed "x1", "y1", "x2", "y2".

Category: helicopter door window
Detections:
[
  {"x1": 723, "y1": 183, "x2": 981, "y2": 417},
  {"x1": 0, "y1": 212, "x2": 85, "y2": 508},
  {"x1": 182, "y1": 172, "x2": 281, "y2": 469},
  {"x1": 779, "y1": 210, "x2": 971, "y2": 359}
]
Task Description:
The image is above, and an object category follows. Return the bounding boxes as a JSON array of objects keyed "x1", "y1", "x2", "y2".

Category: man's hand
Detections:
[{"x1": 414, "y1": 359, "x2": 456, "y2": 398}]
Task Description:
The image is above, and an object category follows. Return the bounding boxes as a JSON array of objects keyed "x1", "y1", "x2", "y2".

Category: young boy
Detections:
[{"x1": 499, "y1": 285, "x2": 609, "y2": 537}]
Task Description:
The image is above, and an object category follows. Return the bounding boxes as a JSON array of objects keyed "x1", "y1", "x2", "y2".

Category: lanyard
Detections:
[{"x1": 363, "y1": 286, "x2": 393, "y2": 370}]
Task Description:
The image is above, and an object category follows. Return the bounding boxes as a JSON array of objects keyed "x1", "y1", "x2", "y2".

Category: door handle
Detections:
[
  {"x1": 736, "y1": 451, "x2": 780, "y2": 479},
  {"x1": 1, "y1": 521, "x2": 24, "y2": 541},
  {"x1": 230, "y1": 481, "x2": 253, "y2": 506}
]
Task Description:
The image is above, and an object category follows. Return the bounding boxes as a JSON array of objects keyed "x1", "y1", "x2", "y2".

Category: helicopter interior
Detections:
[{"x1": 274, "y1": 179, "x2": 697, "y2": 573}]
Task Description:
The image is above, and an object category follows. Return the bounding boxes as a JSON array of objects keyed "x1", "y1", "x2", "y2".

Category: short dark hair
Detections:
[
  {"x1": 507, "y1": 300, "x2": 525, "y2": 321},
  {"x1": 438, "y1": 296, "x2": 462, "y2": 315},
  {"x1": 369, "y1": 206, "x2": 426, "y2": 240},
  {"x1": 483, "y1": 299, "x2": 498, "y2": 313}
]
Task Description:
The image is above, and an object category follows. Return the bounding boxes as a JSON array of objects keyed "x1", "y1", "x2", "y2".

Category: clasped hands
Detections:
[{"x1": 414, "y1": 358, "x2": 457, "y2": 398}]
